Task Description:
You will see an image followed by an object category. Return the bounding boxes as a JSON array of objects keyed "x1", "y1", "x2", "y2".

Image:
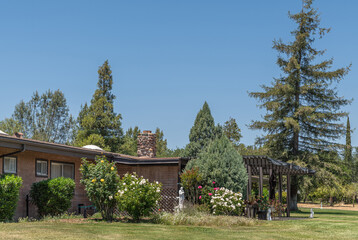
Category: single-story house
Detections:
[{"x1": 0, "y1": 130, "x2": 188, "y2": 219}]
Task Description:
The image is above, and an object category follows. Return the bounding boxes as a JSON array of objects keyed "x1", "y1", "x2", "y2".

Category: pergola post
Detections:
[
  {"x1": 247, "y1": 165, "x2": 252, "y2": 200},
  {"x1": 278, "y1": 173, "x2": 282, "y2": 203},
  {"x1": 286, "y1": 173, "x2": 291, "y2": 217},
  {"x1": 259, "y1": 166, "x2": 263, "y2": 197}
]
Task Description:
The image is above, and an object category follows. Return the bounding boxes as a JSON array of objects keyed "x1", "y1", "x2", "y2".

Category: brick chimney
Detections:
[
  {"x1": 137, "y1": 130, "x2": 156, "y2": 158},
  {"x1": 14, "y1": 132, "x2": 24, "y2": 139}
]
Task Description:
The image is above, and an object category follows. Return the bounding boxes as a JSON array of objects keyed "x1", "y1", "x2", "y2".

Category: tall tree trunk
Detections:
[{"x1": 289, "y1": 176, "x2": 299, "y2": 211}]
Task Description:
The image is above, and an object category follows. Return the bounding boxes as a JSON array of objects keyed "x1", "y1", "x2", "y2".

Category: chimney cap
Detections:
[{"x1": 14, "y1": 132, "x2": 24, "y2": 138}]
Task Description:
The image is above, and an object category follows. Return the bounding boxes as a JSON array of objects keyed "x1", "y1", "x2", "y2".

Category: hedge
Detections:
[{"x1": 0, "y1": 174, "x2": 23, "y2": 222}]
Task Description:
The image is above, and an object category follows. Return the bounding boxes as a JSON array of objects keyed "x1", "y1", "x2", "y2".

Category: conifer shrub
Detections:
[
  {"x1": 30, "y1": 177, "x2": 75, "y2": 217},
  {"x1": 0, "y1": 174, "x2": 22, "y2": 222}
]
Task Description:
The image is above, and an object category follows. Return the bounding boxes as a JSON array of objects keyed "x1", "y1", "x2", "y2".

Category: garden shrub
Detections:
[
  {"x1": 185, "y1": 135, "x2": 248, "y2": 193},
  {"x1": 116, "y1": 173, "x2": 161, "y2": 221},
  {"x1": 0, "y1": 174, "x2": 22, "y2": 222},
  {"x1": 30, "y1": 177, "x2": 75, "y2": 217},
  {"x1": 80, "y1": 156, "x2": 119, "y2": 222},
  {"x1": 275, "y1": 191, "x2": 287, "y2": 203},
  {"x1": 210, "y1": 187, "x2": 244, "y2": 215},
  {"x1": 180, "y1": 167, "x2": 203, "y2": 204}
]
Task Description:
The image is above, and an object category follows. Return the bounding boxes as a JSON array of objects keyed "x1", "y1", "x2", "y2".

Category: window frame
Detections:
[
  {"x1": 50, "y1": 161, "x2": 75, "y2": 180},
  {"x1": 3, "y1": 156, "x2": 17, "y2": 174},
  {"x1": 35, "y1": 159, "x2": 48, "y2": 178}
]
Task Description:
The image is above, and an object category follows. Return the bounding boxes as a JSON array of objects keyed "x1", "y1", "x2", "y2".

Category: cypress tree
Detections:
[
  {"x1": 223, "y1": 117, "x2": 242, "y2": 147},
  {"x1": 186, "y1": 135, "x2": 248, "y2": 193},
  {"x1": 345, "y1": 116, "x2": 352, "y2": 164},
  {"x1": 184, "y1": 102, "x2": 219, "y2": 158},
  {"x1": 249, "y1": 0, "x2": 351, "y2": 209},
  {"x1": 75, "y1": 60, "x2": 123, "y2": 152}
]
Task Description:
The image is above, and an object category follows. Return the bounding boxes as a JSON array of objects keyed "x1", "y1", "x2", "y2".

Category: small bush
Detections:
[
  {"x1": 80, "y1": 156, "x2": 119, "y2": 222},
  {"x1": 116, "y1": 173, "x2": 161, "y2": 221},
  {"x1": 30, "y1": 177, "x2": 75, "y2": 217},
  {"x1": 180, "y1": 167, "x2": 203, "y2": 204},
  {"x1": 275, "y1": 191, "x2": 287, "y2": 203},
  {"x1": 210, "y1": 187, "x2": 244, "y2": 215},
  {"x1": 0, "y1": 174, "x2": 22, "y2": 222}
]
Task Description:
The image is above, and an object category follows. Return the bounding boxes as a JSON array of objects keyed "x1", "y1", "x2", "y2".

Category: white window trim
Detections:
[{"x1": 3, "y1": 156, "x2": 17, "y2": 174}]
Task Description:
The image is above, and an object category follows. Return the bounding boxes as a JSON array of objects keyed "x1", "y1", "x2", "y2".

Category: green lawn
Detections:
[{"x1": 1, "y1": 208, "x2": 358, "y2": 240}]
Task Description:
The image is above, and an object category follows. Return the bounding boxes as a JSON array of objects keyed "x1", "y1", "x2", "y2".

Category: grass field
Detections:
[{"x1": 1, "y1": 208, "x2": 358, "y2": 240}]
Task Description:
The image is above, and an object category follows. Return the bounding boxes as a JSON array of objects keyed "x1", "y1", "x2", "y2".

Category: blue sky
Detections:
[{"x1": 0, "y1": 0, "x2": 357, "y2": 149}]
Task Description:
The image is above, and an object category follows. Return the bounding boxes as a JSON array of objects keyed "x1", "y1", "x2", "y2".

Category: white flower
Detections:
[
  {"x1": 123, "y1": 182, "x2": 126, "y2": 186},
  {"x1": 109, "y1": 196, "x2": 113, "y2": 200},
  {"x1": 156, "y1": 181, "x2": 159, "y2": 184}
]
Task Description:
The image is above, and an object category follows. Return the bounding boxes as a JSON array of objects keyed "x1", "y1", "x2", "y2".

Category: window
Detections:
[
  {"x1": 51, "y1": 162, "x2": 74, "y2": 179},
  {"x1": 4, "y1": 157, "x2": 17, "y2": 174},
  {"x1": 36, "y1": 159, "x2": 48, "y2": 177}
]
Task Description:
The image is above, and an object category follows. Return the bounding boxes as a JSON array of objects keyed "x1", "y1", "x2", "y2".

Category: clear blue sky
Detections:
[{"x1": 0, "y1": 0, "x2": 357, "y2": 149}]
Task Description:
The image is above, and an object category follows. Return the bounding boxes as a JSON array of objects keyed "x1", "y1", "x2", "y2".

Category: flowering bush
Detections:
[
  {"x1": 116, "y1": 173, "x2": 162, "y2": 221},
  {"x1": 270, "y1": 199, "x2": 286, "y2": 217},
  {"x1": 256, "y1": 196, "x2": 270, "y2": 211},
  {"x1": 80, "y1": 156, "x2": 119, "y2": 222},
  {"x1": 180, "y1": 167, "x2": 203, "y2": 204},
  {"x1": 210, "y1": 187, "x2": 244, "y2": 216}
]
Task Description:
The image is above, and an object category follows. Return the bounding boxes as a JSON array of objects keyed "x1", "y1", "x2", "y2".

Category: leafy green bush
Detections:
[
  {"x1": 0, "y1": 174, "x2": 22, "y2": 221},
  {"x1": 80, "y1": 156, "x2": 119, "y2": 222},
  {"x1": 275, "y1": 191, "x2": 287, "y2": 203},
  {"x1": 180, "y1": 167, "x2": 203, "y2": 204},
  {"x1": 116, "y1": 173, "x2": 161, "y2": 221},
  {"x1": 30, "y1": 177, "x2": 75, "y2": 217}
]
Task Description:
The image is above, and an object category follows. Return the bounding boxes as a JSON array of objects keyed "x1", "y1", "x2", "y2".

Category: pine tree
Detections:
[
  {"x1": 120, "y1": 126, "x2": 141, "y2": 155},
  {"x1": 249, "y1": 0, "x2": 351, "y2": 209},
  {"x1": 250, "y1": 0, "x2": 351, "y2": 158},
  {"x1": 75, "y1": 60, "x2": 123, "y2": 152},
  {"x1": 223, "y1": 117, "x2": 242, "y2": 147},
  {"x1": 155, "y1": 128, "x2": 169, "y2": 157},
  {"x1": 344, "y1": 116, "x2": 352, "y2": 164},
  {"x1": 184, "y1": 102, "x2": 220, "y2": 158}
]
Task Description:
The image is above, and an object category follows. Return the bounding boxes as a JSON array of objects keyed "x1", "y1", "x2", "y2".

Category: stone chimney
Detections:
[
  {"x1": 14, "y1": 132, "x2": 24, "y2": 139},
  {"x1": 137, "y1": 130, "x2": 156, "y2": 158}
]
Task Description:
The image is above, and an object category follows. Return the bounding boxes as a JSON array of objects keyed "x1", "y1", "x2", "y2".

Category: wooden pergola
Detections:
[{"x1": 243, "y1": 155, "x2": 315, "y2": 217}]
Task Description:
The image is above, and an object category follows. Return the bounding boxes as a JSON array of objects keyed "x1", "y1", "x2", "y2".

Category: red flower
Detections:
[
  {"x1": 212, "y1": 181, "x2": 216, "y2": 184},
  {"x1": 198, "y1": 186, "x2": 203, "y2": 189},
  {"x1": 208, "y1": 193, "x2": 212, "y2": 196},
  {"x1": 214, "y1": 187, "x2": 219, "y2": 191},
  {"x1": 199, "y1": 196, "x2": 202, "y2": 199}
]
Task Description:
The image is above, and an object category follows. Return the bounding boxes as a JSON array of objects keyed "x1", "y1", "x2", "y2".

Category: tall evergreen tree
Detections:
[
  {"x1": 119, "y1": 126, "x2": 141, "y2": 155},
  {"x1": 223, "y1": 117, "x2": 242, "y2": 147},
  {"x1": 155, "y1": 127, "x2": 169, "y2": 157},
  {"x1": 184, "y1": 102, "x2": 220, "y2": 158},
  {"x1": 249, "y1": 0, "x2": 351, "y2": 209},
  {"x1": 75, "y1": 60, "x2": 123, "y2": 152},
  {"x1": 344, "y1": 116, "x2": 352, "y2": 164}
]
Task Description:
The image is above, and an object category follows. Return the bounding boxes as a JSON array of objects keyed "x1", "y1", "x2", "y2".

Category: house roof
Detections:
[
  {"x1": 0, "y1": 134, "x2": 188, "y2": 165},
  {"x1": 243, "y1": 155, "x2": 315, "y2": 176}
]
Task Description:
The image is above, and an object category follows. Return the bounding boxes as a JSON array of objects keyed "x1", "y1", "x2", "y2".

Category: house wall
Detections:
[
  {"x1": 0, "y1": 147, "x2": 180, "y2": 220},
  {"x1": 0, "y1": 147, "x2": 90, "y2": 219}
]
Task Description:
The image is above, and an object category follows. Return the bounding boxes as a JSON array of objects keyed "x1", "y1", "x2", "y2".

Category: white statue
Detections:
[
  {"x1": 178, "y1": 187, "x2": 185, "y2": 211},
  {"x1": 310, "y1": 208, "x2": 314, "y2": 218},
  {"x1": 267, "y1": 208, "x2": 272, "y2": 221}
]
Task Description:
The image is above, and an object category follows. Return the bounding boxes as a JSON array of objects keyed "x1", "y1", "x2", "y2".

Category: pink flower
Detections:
[
  {"x1": 199, "y1": 196, "x2": 202, "y2": 199},
  {"x1": 208, "y1": 193, "x2": 212, "y2": 196},
  {"x1": 212, "y1": 181, "x2": 216, "y2": 184},
  {"x1": 198, "y1": 186, "x2": 202, "y2": 189},
  {"x1": 214, "y1": 187, "x2": 219, "y2": 191}
]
